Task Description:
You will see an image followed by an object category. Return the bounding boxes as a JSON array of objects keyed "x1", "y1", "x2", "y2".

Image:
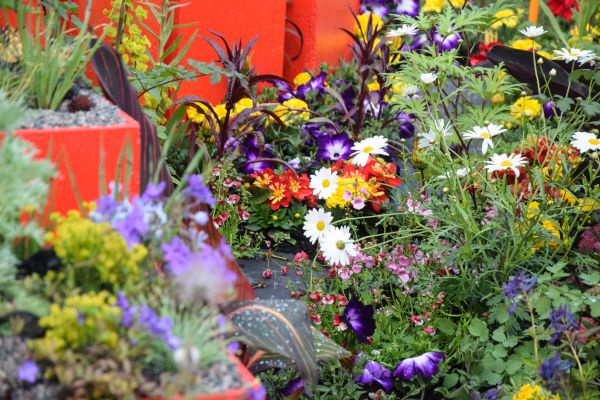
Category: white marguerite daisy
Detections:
[
  {"x1": 417, "y1": 119, "x2": 453, "y2": 150},
  {"x1": 387, "y1": 24, "x2": 419, "y2": 38},
  {"x1": 320, "y1": 225, "x2": 358, "y2": 266},
  {"x1": 309, "y1": 167, "x2": 339, "y2": 200},
  {"x1": 462, "y1": 123, "x2": 506, "y2": 154},
  {"x1": 437, "y1": 167, "x2": 469, "y2": 180},
  {"x1": 402, "y1": 84, "x2": 420, "y2": 98},
  {"x1": 350, "y1": 135, "x2": 389, "y2": 166},
  {"x1": 520, "y1": 25, "x2": 546, "y2": 38},
  {"x1": 303, "y1": 208, "x2": 333, "y2": 244},
  {"x1": 553, "y1": 48, "x2": 597, "y2": 66},
  {"x1": 571, "y1": 131, "x2": 600, "y2": 153},
  {"x1": 484, "y1": 153, "x2": 528, "y2": 177},
  {"x1": 420, "y1": 72, "x2": 438, "y2": 85}
]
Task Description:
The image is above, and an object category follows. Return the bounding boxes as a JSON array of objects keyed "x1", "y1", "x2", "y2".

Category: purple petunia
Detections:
[
  {"x1": 161, "y1": 236, "x2": 193, "y2": 276},
  {"x1": 503, "y1": 272, "x2": 537, "y2": 314},
  {"x1": 280, "y1": 377, "x2": 309, "y2": 397},
  {"x1": 433, "y1": 27, "x2": 462, "y2": 52},
  {"x1": 539, "y1": 354, "x2": 570, "y2": 393},
  {"x1": 543, "y1": 101, "x2": 561, "y2": 119},
  {"x1": 18, "y1": 360, "x2": 39, "y2": 383},
  {"x1": 356, "y1": 360, "x2": 395, "y2": 393},
  {"x1": 393, "y1": 352, "x2": 445, "y2": 381},
  {"x1": 342, "y1": 298, "x2": 375, "y2": 342},
  {"x1": 397, "y1": 112, "x2": 416, "y2": 139},
  {"x1": 549, "y1": 305, "x2": 578, "y2": 343},
  {"x1": 316, "y1": 133, "x2": 354, "y2": 161}
]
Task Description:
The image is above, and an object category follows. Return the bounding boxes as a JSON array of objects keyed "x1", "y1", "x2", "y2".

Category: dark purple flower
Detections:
[
  {"x1": 397, "y1": 112, "x2": 416, "y2": 139},
  {"x1": 543, "y1": 101, "x2": 562, "y2": 119},
  {"x1": 248, "y1": 384, "x2": 267, "y2": 400},
  {"x1": 393, "y1": 352, "x2": 445, "y2": 381},
  {"x1": 296, "y1": 71, "x2": 327, "y2": 99},
  {"x1": 316, "y1": 133, "x2": 354, "y2": 161},
  {"x1": 281, "y1": 377, "x2": 310, "y2": 397},
  {"x1": 18, "y1": 360, "x2": 39, "y2": 383},
  {"x1": 186, "y1": 175, "x2": 215, "y2": 206},
  {"x1": 356, "y1": 361, "x2": 395, "y2": 393},
  {"x1": 549, "y1": 305, "x2": 578, "y2": 343},
  {"x1": 240, "y1": 136, "x2": 273, "y2": 174},
  {"x1": 116, "y1": 291, "x2": 137, "y2": 328},
  {"x1": 433, "y1": 27, "x2": 462, "y2": 52},
  {"x1": 227, "y1": 341, "x2": 240, "y2": 353},
  {"x1": 113, "y1": 204, "x2": 148, "y2": 247},
  {"x1": 483, "y1": 386, "x2": 501, "y2": 400},
  {"x1": 539, "y1": 354, "x2": 570, "y2": 393},
  {"x1": 162, "y1": 236, "x2": 192, "y2": 276},
  {"x1": 342, "y1": 298, "x2": 375, "y2": 342},
  {"x1": 395, "y1": 0, "x2": 419, "y2": 17},
  {"x1": 577, "y1": 225, "x2": 600, "y2": 253},
  {"x1": 142, "y1": 182, "x2": 166, "y2": 201},
  {"x1": 502, "y1": 272, "x2": 537, "y2": 314}
]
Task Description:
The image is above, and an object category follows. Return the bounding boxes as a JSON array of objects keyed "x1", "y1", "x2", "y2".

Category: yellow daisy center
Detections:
[
  {"x1": 480, "y1": 131, "x2": 491, "y2": 139},
  {"x1": 589, "y1": 138, "x2": 599, "y2": 145},
  {"x1": 500, "y1": 160, "x2": 513, "y2": 167},
  {"x1": 363, "y1": 146, "x2": 374, "y2": 153},
  {"x1": 336, "y1": 240, "x2": 346, "y2": 250},
  {"x1": 316, "y1": 221, "x2": 326, "y2": 231},
  {"x1": 322, "y1": 179, "x2": 330, "y2": 188}
]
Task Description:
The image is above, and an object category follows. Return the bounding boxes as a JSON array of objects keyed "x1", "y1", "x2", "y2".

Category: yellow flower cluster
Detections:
[
  {"x1": 104, "y1": 1, "x2": 152, "y2": 72},
  {"x1": 513, "y1": 384, "x2": 560, "y2": 400},
  {"x1": 293, "y1": 72, "x2": 312, "y2": 88},
  {"x1": 46, "y1": 211, "x2": 146, "y2": 286},
  {"x1": 423, "y1": 0, "x2": 466, "y2": 13},
  {"x1": 273, "y1": 98, "x2": 310, "y2": 125},
  {"x1": 187, "y1": 98, "x2": 257, "y2": 128},
  {"x1": 510, "y1": 39, "x2": 551, "y2": 59},
  {"x1": 510, "y1": 96, "x2": 542, "y2": 123},
  {"x1": 33, "y1": 291, "x2": 122, "y2": 357},
  {"x1": 491, "y1": 9, "x2": 522, "y2": 29},
  {"x1": 326, "y1": 175, "x2": 383, "y2": 209}
]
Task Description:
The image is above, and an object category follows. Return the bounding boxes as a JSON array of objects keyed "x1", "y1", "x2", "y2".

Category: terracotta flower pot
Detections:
[
  {"x1": 284, "y1": 0, "x2": 359, "y2": 80},
  {"x1": 3, "y1": 111, "x2": 141, "y2": 215},
  {"x1": 144, "y1": 352, "x2": 264, "y2": 400}
]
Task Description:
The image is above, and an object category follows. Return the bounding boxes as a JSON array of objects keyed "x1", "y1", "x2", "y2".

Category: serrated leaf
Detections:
[
  {"x1": 506, "y1": 359, "x2": 522, "y2": 375},
  {"x1": 492, "y1": 328, "x2": 506, "y2": 343}
]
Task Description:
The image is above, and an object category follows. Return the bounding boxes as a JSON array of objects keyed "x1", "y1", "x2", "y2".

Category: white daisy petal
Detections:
[
  {"x1": 571, "y1": 131, "x2": 600, "y2": 153},
  {"x1": 303, "y1": 208, "x2": 333, "y2": 244},
  {"x1": 520, "y1": 25, "x2": 546, "y2": 38},
  {"x1": 350, "y1": 135, "x2": 389, "y2": 166},
  {"x1": 320, "y1": 226, "x2": 358, "y2": 266},
  {"x1": 309, "y1": 167, "x2": 339, "y2": 200}
]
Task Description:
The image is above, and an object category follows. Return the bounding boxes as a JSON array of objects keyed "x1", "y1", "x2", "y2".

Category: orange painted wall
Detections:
[
  {"x1": 7, "y1": 112, "x2": 141, "y2": 215},
  {"x1": 284, "y1": 0, "x2": 359, "y2": 80}
]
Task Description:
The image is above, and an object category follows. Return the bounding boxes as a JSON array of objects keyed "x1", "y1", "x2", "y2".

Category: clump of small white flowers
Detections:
[{"x1": 420, "y1": 72, "x2": 438, "y2": 85}]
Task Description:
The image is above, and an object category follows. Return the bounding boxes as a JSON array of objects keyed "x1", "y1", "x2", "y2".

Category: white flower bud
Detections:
[
  {"x1": 537, "y1": 57, "x2": 544, "y2": 64},
  {"x1": 549, "y1": 68, "x2": 557, "y2": 77},
  {"x1": 520, "y1": 91, "x2": 527, "y2": 96},
  {"x1": 174, "y1": 345, "x2": 201, "y2": 371},
  {"x1": 591, "y1": 151, "x2": 599, "y2": 160}
]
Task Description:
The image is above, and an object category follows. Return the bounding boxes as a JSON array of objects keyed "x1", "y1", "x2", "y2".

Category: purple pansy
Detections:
[
  {"x1": 395, "y1": 0, "x2": 419, "y2": 17},
  {"x1": 316, "y1": 133, "x2": 354, "y2": 161},
  {"x1": 397, "y1": 112, "x2": 416, "y2": 139},
  {"x1": 240, "y1": 136, "x2": 273, "y2": 174},
  {"x1": 280, "y1": 377, "x2": 309, "y2": 397},
  {"x1": 342, "y1": 298, "x2": 375, "y2": 342},
  {"x1": 502, "y1": 272, "x2": 537, "y2": 314},
  {"x1": 549, "y1": 305, "x2": 578, "y2": 343},
  {"x1": 393, "y1": 352, "x2": 445, "y2": 381},
  {"x1": 356, "y1": 361, "x2": 395, "y2": 393},
  {"x1": 433, "y1": 27, "x2": 462, "y2": 52},
  {"x1": 248, "y1": 384, "x2": 267, "y2": 400},
  {"x1": 539, "y1": 354, "x2": 571, "y2": 393},
  {"x1": 296, "y1": 71, "x2": 327, "y2": 98},
  {"x1": 161, "y1": 236, "x2": 192, "y2": 276},
  {"x1": 18, "y1": 360, "x2": 39, "y2": 383}
]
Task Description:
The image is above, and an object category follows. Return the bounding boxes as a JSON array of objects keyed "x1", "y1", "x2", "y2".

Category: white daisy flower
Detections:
[
  {"x1": 520, "y1": 25, "x2": 546, "y2": 38},
  {"x1": 484, "y1": 153, "x2": 528, "y2": 177},
  {"x1": 387, "y1": 24, "x2": 419, "y2": 38},
  {"x1": 309, "y1": 167, "x2": 339, "y2": 200},
  {"x1": 437, "y1": 167, "x2": 469, "y2": 180},
  {"x1": 350, "y1": 135, "x2": 389, "y2": 166},
  {"x1": 420, "y1": 72, "x2": 438, "y2": 85},
  {"x1": 462, "y1": 123, "x2": 506, "y2": 154},
  {"x1": 402, "y1": 84, "x2": 420, "y2": 98},
  {"x1": 553, "y1": 48, "x2": 597, "y2": 66},
  {"x1": 417, "y1": 119, "x2": 453, "y2": 150},
  {"x1": 303, "y1": 208, "x2": 333, "y2": 244},
  {"x1": 571, "y1": 131, "x2": 600, "y2": 153},
  {"x1": 320, "y1": 226, "x2": 358, "y2": 266}
]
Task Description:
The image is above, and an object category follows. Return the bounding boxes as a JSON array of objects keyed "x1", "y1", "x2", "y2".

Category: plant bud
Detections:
[
  {"x1": 591, "y1": 151, "x2": 599, "y2": 160},
  {"x1": 537, "y1": 57, "x2": 544, "y2": 64},
  {"x1": 520, "y1": 91, "x2": 527, "y2": 96},
  {"x1": 549, "y1": 68, "x2": 557, "y2": 77}
]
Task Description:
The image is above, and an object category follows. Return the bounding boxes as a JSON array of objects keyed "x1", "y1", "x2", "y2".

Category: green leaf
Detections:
[
  {"x1": 311, "y1": 327, "x2": 351, "y2": 361},
  {"x1": 582, "y1": 101, "x2": 600, "y2": 117},
  {"x1": 534, "y1": 296, "x2": 552, "y2": 317},
  {"x1": 492, "y1": 345, "x2": 507, "y2": 358},
  {"x1": 437, "y1": 318, "x2": 456, "y2": 336},
  {"x1": 226, "y1": 300, "x2": 318, "y2": 389},
  {"x1": 443, "y1": 373, "x2": 459, "y2": 388},
  {"x1": 502, "y1": 336, "x2": 518, "y2": 348},
  {"x1": 492, "y1": 328, "x2": 506, "y2": 343},
  {"x1": 468, "y1": 318, "x2": 489, "y2": 338},
  {"x1": 555, "y1": 98, "x2": 574, "y2": 113},
  {"x1": 495, "y1": 304, "x2": 510, "y2": 324},
  {"x1": 579, "y1": 272, "x2": 600, "y2": 286},
  {"x1": 591, "y1": 300, "x2": 600, "y2": 318},
  {"x1": 506, "y1": 359, "x2": 522, "y2": 375}
]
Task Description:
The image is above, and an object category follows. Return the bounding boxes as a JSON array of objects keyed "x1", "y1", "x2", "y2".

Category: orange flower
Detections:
[
  {"x1": 268, "y1": 181, "x2": 291, "y2": 210},
  {"x1": 284, "y1": 170, "x2": 312, "y2": 201}
]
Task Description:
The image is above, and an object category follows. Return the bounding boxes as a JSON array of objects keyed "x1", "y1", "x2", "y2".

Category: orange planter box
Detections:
[
  {"x1": 284, "y1": 0, "x2": 359, "y2": 80},
  {"x1": 7, "y1": 112, "x2": 141, "y2": 215}
]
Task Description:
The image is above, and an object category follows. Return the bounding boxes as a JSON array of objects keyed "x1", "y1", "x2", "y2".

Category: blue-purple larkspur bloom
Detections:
[
  {"x1": 549, "y1": 305, "x2": 578, "y2": 343},
  {"x1": 138, "y1": 305, "x2": 181, "y2": 350},
  {"x1": 539, "y1": 354, "x2": 571, "y2": 393},
  {"x1": 93, "y1": 194, "x2": 120, "y2": 221},
  {"x1": 355, "y1": 360, "x2": 395, "y2": 393},
  {"x1": 342, "y1": 298, "x2": 375, "y2": 342},
  {"x1": 503, "y1": 272, "x2": 537, "y2": 314},
  {"x1": 433, "y1": 27, "x2": 462, "y2": 52},
  {"x1": 142, "y1": 182, "x2": 166, "y2": 202},
  {"x1": 186, "y1": 175, "x2": 215, "y2": 207},
  {"x1": 397, "y1": 112, "x2": 416, "y2": 139},
  {"x1": 316, "y1": 133, "x2": 354, "y2": 161},
  {"x1": 395, "y1": 0, "x2": 419, "y2": 17},
  {"x1": 483, "y1": 386, "x2": 501, "y2": 400},
  {"x1": 18, "y1": 360, "x2": 39, "y2": 383},
  {"x1": 393, "y1": 352, "x2": 445, "y2": 381},
  {"x1": 113, "y1": 203, "x2": 148, "y2": 247},
  {"x1": 116, "y1": 290, "x2": 137, "y2": 328},
  {"x1": 161, "y1": 236, "x2": 192, "y2": 276}
]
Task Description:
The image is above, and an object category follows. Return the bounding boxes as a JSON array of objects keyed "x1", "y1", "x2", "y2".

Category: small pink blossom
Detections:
[
  {"x1": 351, "y1": 196, "x2": 366, "y2": 210},
  {"x1": 262, "y1": 269, "x2": 273, "y2": 279},
  {"x1": 322, "y1": 294, "x2": 335, "y2": 305},
  {"x1": 410, "y1": 315, "x2": 424, "y2": 326},
  {"x1": 423, "y1": 326, "x2": 436, "y2": 336},
  {"x1": 227, "y1": 194, "x2": 240, "y2": 204},
  {"x1": 223, "y1": 178, "x2": 234, "y2": 188}
]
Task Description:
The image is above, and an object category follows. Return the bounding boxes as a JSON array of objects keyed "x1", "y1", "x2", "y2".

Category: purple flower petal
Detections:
[
  {"x1": 342, "y1": 298, "x2": 375, "y2": 342},
  {"x1": 18, "y1": 360, "x2": 39, "y2": 383},
  {"x1": 316, "y1": 133, "x2": 354, "y2": 161},
  {"x1": 394, "y1": 352, "x2": 445, "y2": 381}
]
